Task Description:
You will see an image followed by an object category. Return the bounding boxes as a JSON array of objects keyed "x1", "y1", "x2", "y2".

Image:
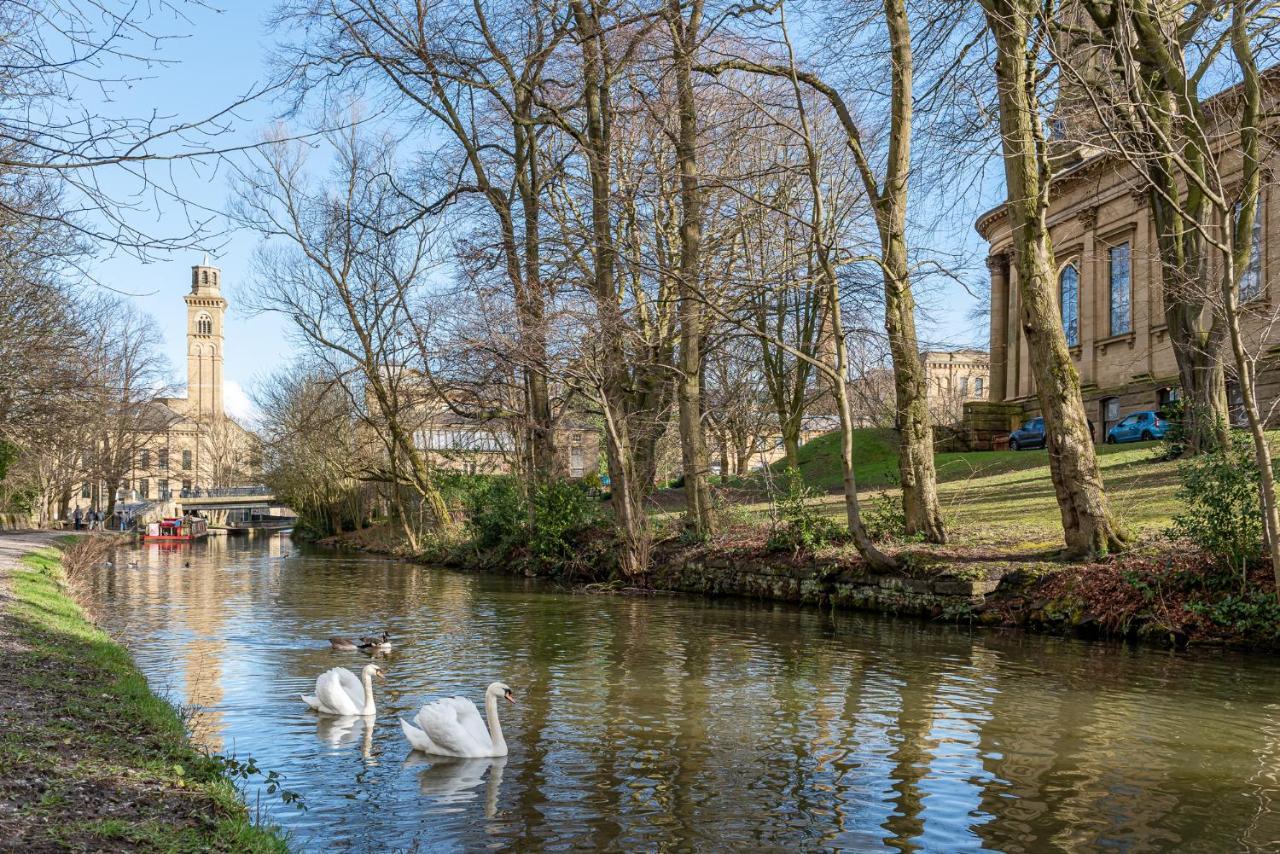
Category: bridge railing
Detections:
[{"x1": 178, "y1": 485, "x2": 272, "y2": 499}]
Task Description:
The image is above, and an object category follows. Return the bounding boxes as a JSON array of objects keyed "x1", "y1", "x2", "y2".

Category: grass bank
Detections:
[{"x1": 0, "y1": 537, "x2": 288, "y2": 852}]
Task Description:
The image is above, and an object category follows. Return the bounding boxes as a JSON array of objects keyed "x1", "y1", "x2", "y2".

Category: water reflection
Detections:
[
  {"x1": 408, "y1": 755, "x2": 507, "y2": 817},
  {"x1": 88, "y1": 537, "x2": 1280, "y2": 851}
]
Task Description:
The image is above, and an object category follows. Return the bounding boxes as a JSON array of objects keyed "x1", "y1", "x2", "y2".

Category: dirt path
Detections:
[{"x1": 0, "y1": 530, "x2": 62, "y2": 602}]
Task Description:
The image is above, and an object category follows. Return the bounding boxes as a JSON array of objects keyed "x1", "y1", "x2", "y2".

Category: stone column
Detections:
[
  {"x1": 1078, "y1": 205, "x2": 1098, "y2": 387},
  {"x1": 987, "y1": 253, "x2": 1009, "y2": 402}
]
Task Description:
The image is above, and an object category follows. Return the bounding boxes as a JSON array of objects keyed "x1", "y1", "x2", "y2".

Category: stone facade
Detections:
[
  {"x1": 413, "y1": 403, "x2": 601, "y2": 479},
  {"x1": 922, "y1": 349, "x2": 991, "y2": 427},
  {"x1": 977, "y1": 111, "x2": 1279, "y2": 438}
]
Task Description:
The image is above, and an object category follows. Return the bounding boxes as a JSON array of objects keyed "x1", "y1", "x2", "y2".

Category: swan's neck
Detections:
[
  {"x1": 360, "y1": 671, "x2": 376, "y2": 715},
  {"x1": 484, "y1": 692, "x2": 506, "y2": 753}
]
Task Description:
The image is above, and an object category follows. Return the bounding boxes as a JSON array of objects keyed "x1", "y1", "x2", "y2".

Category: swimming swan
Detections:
[
  {"x1": 401, "y1": 682, "x2": 515, "y2": 758},
  {"x1": 301, "y1": 663, "x2": 383, "y2": 715}
]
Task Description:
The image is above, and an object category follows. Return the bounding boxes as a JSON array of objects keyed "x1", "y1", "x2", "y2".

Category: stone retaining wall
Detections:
[{"x1": 651, "y1": 554, "x2": 1008, "y2": 617}]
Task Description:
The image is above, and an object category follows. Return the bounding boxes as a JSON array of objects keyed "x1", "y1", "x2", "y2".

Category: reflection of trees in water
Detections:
[{"x1": 84, "y1": 544, "x2": 1280, "y2": 850}]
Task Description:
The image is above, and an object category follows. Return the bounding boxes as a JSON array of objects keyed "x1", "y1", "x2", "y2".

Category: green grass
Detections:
[
  {"x1": 0, "y1": 542, "x2": 288, "y2": 852},
  {"x1": 712, "y1": 428, "x2": 1189, "y2": 553}
]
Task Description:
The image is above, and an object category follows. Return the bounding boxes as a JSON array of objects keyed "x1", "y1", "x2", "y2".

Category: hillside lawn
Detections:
[{"x1": 685, "y1": 428, "x2": 1192, "y2": 554}]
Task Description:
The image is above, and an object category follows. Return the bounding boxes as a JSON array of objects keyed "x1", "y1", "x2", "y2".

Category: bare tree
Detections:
[
  {"x1": 976, "y1": 0, "x2": 1127, "y2": 557},
  {"x1": 232, "y1": 127, "x2": 455, "y2": 535},
  {"x1": 274, "y1": 0, "x2": 573, "y2": 483},
  {"x1": 79, "y1": 297, "x2": 175, "y2": 519},
  {"x1": 1063, "y1": 0, "x2": 1280, "y2": 585},
  {"x1": 698, "y1": 0, "x2": 947, "y2": 543}
]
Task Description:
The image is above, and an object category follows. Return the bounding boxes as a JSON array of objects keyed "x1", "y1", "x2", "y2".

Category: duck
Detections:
[
  {"x1": 301, "y1": 663, "x2": 383, "y2": 716},
  {"x1": 359, "y1": 631, "x2": 392, "y2": 653},
  {"x1": 401, "y1": 682, "x2": 515, "y2": 758},
  {"x1": 329, "y1": 636, "x2": 362, "y2": 651}
]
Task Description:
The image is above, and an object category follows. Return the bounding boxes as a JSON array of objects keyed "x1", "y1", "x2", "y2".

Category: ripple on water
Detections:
[{"x1": 87, "y1": 538, "x2": 1280, "y2": 852}]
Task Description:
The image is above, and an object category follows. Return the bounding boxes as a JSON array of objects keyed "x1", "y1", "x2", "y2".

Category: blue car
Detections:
[
  {"x1": 1105, "y1": 410, "x2": 1170, "y2": 444},
  {"x1": 1008, "y1": 417, "x2": 1046, "y2": 450}
]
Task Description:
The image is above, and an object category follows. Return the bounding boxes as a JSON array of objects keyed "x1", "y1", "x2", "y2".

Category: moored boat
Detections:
[{"x1": 143, "y1": 516, "x2": 209, "y2": 541}]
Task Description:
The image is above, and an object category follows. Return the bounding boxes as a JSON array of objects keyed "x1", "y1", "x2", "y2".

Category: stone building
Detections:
[
  {"x1": 922, "y1": 349, "x2": 990, "y2": 427},
  {"x1": 78, "y1": 261, "x2": 258, "y2": 510},
  {"x1": 413, "y1": 401, "x2": 599, "y2": 479},
  {"x1": 975, "y1": 89, "x2": 1277, "y2": 442}
]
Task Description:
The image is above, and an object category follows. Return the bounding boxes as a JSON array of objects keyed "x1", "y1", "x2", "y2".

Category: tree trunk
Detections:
[
  {"x1": 982, "y1": 0, "x2": 1126, "y2": 558},
  {"x1": 669, "y1": 0, "x2": 716, "y2": 537},
  {"x1": 878, "y1": 0, "x2": 945, "y2": 544}
]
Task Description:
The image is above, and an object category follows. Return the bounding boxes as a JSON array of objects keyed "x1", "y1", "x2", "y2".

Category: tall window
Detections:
[
  {"x1": 182, "y1": 449, "x2": 192, "y2": 470},
  {"x1": 1109, "y1": 243, "x2": 1132, "y2": 335},
  {"x1": 959, "y1": 376, "x2": 969, "y2": 396},
  {"x1": 1059, "y1": 263, "x2": 1080, "y2": 347},
  {"x1": 975, "y1": 377, "x2": 984, "y2": 397},
  {"x1": 196, "y1": 313, "x2": 213, "y2": 335},
  {"x1": 139, "y1": 479, "x2": 149, "y2": 499},
  {"x1": 1240, "y1": 199, "x2": 1264, "y2": 302},
  {"x1": 139, "y1": 448, "x2": 150, "y2": 469},
  {"x1": 159, "y1": 448, "x2": 168, "y2": 470}
]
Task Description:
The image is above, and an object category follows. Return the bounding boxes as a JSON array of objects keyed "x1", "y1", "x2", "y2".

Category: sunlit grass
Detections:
[{"x1": 2, "y1": 545, "x2": 288, "y2": 852}]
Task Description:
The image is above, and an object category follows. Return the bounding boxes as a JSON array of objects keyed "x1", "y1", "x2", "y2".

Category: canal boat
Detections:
[{"x1": 143, "y1": 516, "x2": 209, "y2": 542}]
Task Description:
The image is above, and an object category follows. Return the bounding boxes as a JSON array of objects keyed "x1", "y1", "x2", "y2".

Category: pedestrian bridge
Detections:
[{"x1": 174, "y1": 486, "x2": 276, "y2": 512}]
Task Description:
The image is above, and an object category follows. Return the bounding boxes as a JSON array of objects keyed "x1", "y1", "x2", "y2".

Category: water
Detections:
[{"x1": 88, "y1": 536, "x2": 1280, "y2": 852}]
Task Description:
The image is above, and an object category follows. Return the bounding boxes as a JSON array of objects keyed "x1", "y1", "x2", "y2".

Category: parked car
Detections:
[
  {"x1": 1105, "y1": 410, "x2": 1170, "y2": 444},
  {"x1": 1008, "y1": 416, "x2": 1099, "y2": 450},
  {"x1": 1008, "y1": 417, "x2": 1046, "y2": 450}
]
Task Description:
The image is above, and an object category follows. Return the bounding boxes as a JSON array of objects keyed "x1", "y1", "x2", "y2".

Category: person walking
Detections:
[{"x1": 72, "y1": 506, "x2": 83, "y2": 530}]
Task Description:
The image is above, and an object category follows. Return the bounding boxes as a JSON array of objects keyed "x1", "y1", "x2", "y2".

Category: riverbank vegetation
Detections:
[{"x1": 0, "y1": 537, "x2": 287, "y2": 851}]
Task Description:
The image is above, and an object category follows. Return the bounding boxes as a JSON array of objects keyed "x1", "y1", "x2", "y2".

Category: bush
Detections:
[
  {"x1": 862, "y1": 490, "x2": 908, "y2": 543},
  {"x1": 767, "y1": 469, "x2": 844, "y2": 552},
  {"x1": 465, "y1": 477, "x2": 526, "y2": 553},
  {"x1": 527, "y1": 480, "x2": 600, "y2": 563},
  {"x1": 1186, "y1": 591, "x2": 1280, "y2": 640},
  {"x1": 1169, "y1": 434, "x2": 1264, "y2": 586}
]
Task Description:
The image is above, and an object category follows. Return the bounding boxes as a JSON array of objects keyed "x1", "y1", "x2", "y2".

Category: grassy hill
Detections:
[{"x1": 761, "y1": 428, "x2": 1185, "y2": 550}]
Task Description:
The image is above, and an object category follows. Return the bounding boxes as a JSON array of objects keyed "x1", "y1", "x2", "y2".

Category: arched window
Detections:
[
  {"x1": 1059, "y1": 263, "x2": 1080, "y2": 347},
  {"x1": 201, "y1": 270, "x2": 208, "y2": 285},
  {"x1": 196, "y1": 312, "x2": 213, "y2": 336}
]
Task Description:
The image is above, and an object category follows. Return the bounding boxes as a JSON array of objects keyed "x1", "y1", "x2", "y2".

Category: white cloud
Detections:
[{"x1": 223, "y1": 380, "x2": 259, "y2": 425}]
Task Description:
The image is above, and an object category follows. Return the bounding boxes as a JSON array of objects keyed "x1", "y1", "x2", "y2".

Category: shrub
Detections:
[
  {"x1": 1169, "y1": 434, "x2": 1264, "y2": 587},
  {"x1": 465, "y1": 477, "x2": 526, "y2": 553},
  {"x1": 767, "y1": 469, "x2": 844, "y2": 552},
  {"x1": 528, "y1": 480, "x2": 600, "y2": 563},
  {"x1": 862, "y1": 490, "x2": 908, "y2": 543}
]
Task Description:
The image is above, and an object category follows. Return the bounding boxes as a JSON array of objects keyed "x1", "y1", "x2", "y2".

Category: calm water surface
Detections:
[{"x1": 88, "y1": 536, "x2": 1280, "y2": 851}]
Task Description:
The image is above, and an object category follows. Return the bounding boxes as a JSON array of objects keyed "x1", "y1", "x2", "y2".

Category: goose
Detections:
[
  {"x1": 359, "y1": 631, "x2": 392, "y2": 653},
  {"x1": 401, "y1": 682, "x2": 515, "y2": 758},
  {"x1": 329, "y1": 636, "x2": 361, "y2": 651},
  {"x1": 301, "y1": 663, "x2": 383, "y2": 715}
]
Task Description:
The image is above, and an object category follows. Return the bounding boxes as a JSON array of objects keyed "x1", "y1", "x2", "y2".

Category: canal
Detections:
[{"x1": 88, "y1": 536, "x2": 1280, "y2": 851}]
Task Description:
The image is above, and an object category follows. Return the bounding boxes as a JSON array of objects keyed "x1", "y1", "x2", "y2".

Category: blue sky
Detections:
[
  {"x1": 82, "y1": 1, "x2": 990, "y2": 423},
  {"x1": 85, "y1": 2, "x2": 287, "y2": 422}
]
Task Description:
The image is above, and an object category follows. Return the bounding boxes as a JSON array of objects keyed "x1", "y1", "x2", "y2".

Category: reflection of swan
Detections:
[
  {"x1": 315, "y1": 715, "x2": 376, "y2": 759},
  {"x1": 401, "y1": 682, "x2": 514, "y2": 757},
  {"x1": 301, "y1": 664, "x2": 383, "y2": 715},
  {"x1": 408, "y1": 755, "x2": 507, "y2": 817}
]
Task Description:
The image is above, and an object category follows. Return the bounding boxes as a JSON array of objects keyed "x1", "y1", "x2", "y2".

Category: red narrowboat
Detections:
[{"x1": 143, "y1": 516, "x2": 209, "y2": 541}]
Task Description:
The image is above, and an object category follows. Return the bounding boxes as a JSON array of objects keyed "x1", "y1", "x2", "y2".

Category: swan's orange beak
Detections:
[
  {"x1": 375, "y1": 670, "x2": 386, "y2": 681},
  {"x1": 504, "y1": 690, "x2": 516, "y2": 704}
]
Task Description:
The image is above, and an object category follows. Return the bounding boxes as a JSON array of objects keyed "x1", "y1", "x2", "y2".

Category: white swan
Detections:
[
  {"x1": 301, "y1": 663, "x2": 383, "y2": 715},
  {"x1": 400, "y1": 682, "x2": 515, "y2": 758}
]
